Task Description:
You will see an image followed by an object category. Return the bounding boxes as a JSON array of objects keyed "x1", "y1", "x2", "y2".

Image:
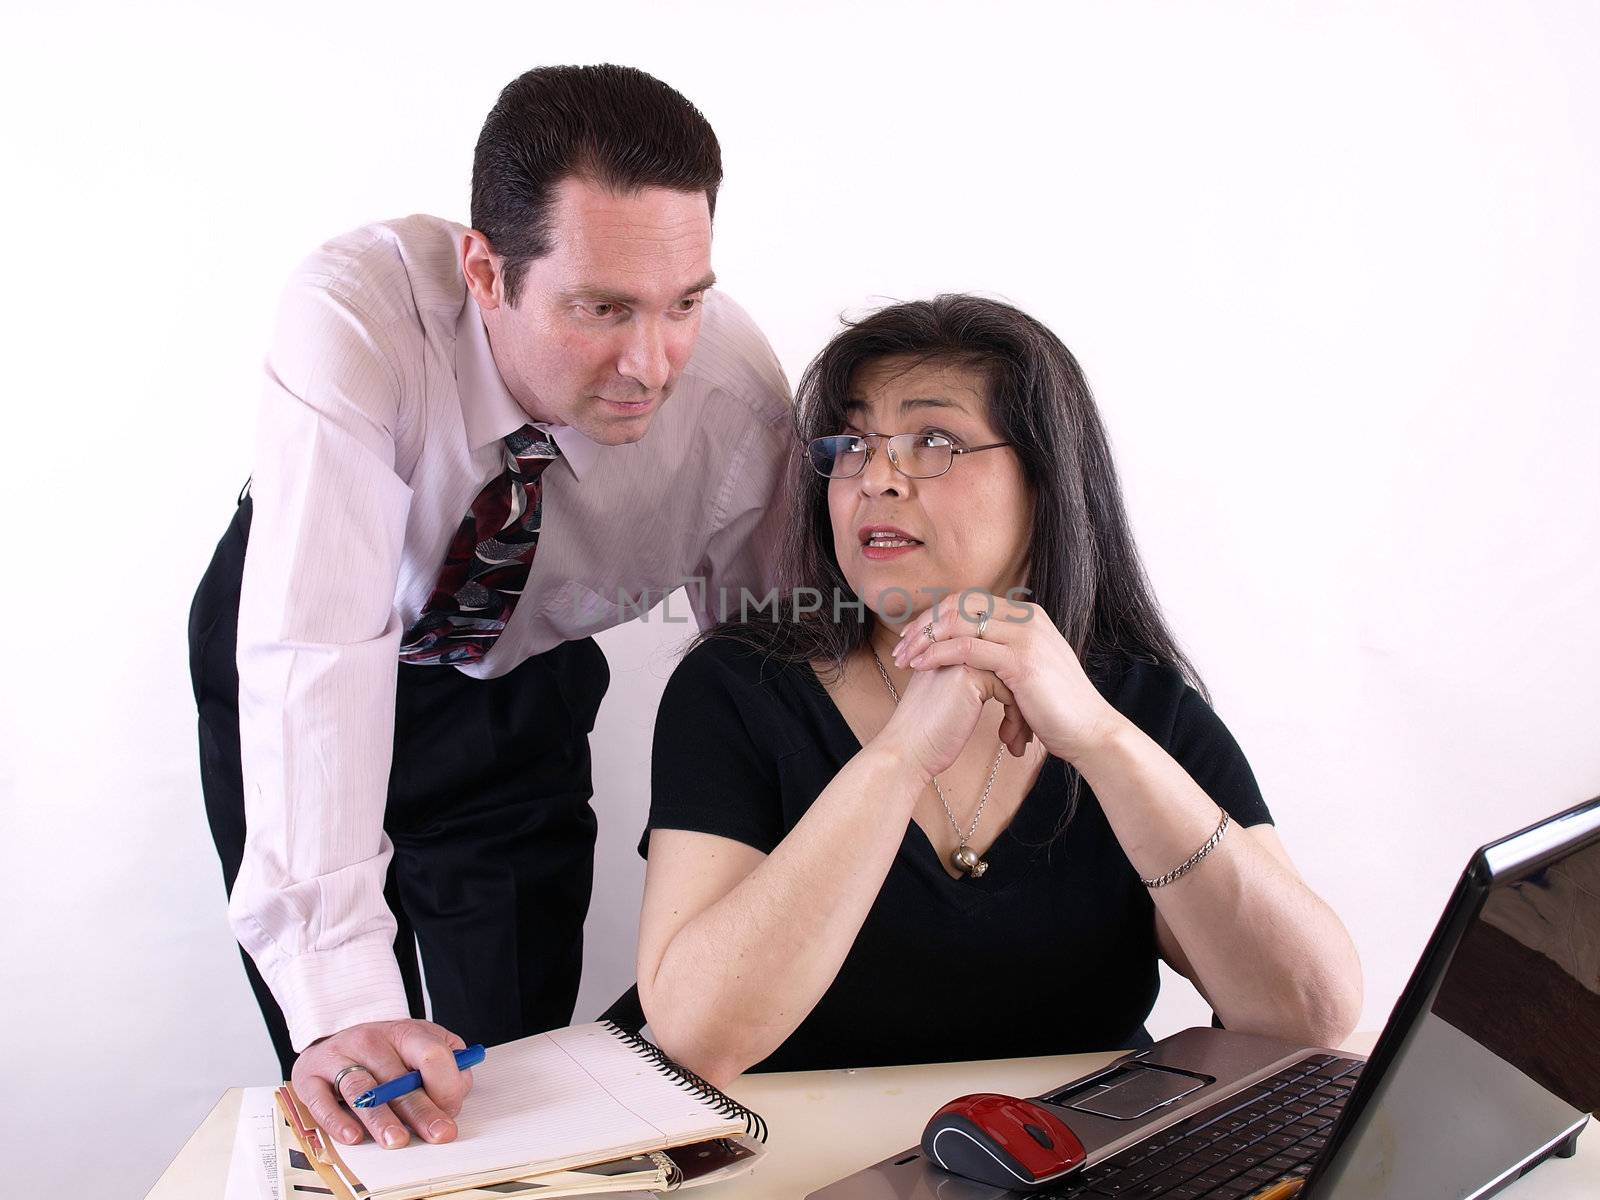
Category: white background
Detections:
[{"x1": 2, "y1": 2, "x2": 1597, "y2": 1194}]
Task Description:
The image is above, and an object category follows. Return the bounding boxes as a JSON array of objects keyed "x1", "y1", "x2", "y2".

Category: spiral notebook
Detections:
[{"x1": 282, "y1": 1021, "x2": 767, "y2": 1200}]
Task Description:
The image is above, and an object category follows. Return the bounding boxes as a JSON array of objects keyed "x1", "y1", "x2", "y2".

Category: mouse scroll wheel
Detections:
[{"x1": 1023, "y1": 1122, "x2": 1055, "y2": 1149}]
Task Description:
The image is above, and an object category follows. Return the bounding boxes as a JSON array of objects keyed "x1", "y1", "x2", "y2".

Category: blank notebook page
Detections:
[{"x1": 337, "y1": 1023, "x2": 742, "y2": 1192}]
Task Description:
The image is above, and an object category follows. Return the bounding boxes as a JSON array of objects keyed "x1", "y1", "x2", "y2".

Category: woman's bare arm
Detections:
[{"x1": 636, "y1": 740, "x2": 925, "y2": 1087}]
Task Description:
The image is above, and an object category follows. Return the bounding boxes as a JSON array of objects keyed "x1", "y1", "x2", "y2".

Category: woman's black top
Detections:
[{"x1": 642, "y1": 635, "x2": 1274, "y2": 1072}]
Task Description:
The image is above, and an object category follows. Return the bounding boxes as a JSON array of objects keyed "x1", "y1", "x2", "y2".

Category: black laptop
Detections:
[{"x1": 810, "y1": 796, "x2": 1600, "y2": 1199}]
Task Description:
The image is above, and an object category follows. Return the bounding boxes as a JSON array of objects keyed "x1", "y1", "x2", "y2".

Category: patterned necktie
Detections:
[{"x1": 399, "y1": 426, "x2": 562, "y2": 666}]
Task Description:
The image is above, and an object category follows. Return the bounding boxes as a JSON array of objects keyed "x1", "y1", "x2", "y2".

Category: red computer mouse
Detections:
[{"x1": 921, "y1": 1092, "x2": 1087, "y2": 1192}]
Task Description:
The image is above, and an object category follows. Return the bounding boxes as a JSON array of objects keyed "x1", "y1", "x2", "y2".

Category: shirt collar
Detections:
[{"x1": 454, "y1": 292, "x2": 601, "y2": 480}]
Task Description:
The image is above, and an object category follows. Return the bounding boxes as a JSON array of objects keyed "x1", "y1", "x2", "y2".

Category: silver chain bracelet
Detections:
[{"x1": 1140, "y1": 808, "x2": 1231, "y2": 888}]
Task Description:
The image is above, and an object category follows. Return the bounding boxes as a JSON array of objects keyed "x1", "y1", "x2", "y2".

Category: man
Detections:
[{"x1": 188, "y1": 64, "x2": 792, "y2": 1151}]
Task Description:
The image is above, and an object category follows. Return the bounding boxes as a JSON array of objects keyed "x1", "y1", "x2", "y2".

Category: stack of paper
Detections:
[
  {"x1": 225, "y1": 1087, "x2": 671, "y2": 1199},
  {"x1": 229, "y1": 1022, "x2": 765, "y2": 1199},
  {"x1": 224, "y1": 1089, "x2": 280, "y2": 1200}
]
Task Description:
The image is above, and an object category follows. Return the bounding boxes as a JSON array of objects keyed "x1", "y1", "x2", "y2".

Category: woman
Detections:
[{"x1": 636, "y1": 295, "x2": 1362, "y2": 1087}]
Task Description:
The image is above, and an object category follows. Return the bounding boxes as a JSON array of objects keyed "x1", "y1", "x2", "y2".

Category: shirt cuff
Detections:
[{"x1": 259, "y1": 935, "x2": 414, "y2": 1052}]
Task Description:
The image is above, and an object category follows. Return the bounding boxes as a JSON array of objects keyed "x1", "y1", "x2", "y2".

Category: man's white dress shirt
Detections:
[{"x1": 233, "y1": 215, "x2": 793, "y2": 1050}]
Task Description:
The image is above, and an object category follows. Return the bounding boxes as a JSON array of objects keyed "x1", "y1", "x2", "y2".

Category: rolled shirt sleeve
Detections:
[{"x1": 231, "y1": 276, "x2": 417, "y2": 1050}]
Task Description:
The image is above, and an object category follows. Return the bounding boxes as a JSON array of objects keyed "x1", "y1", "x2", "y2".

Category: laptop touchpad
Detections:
[{"x1": 1061, "y1": 1066, "x2": 1210, "y2": 1120}]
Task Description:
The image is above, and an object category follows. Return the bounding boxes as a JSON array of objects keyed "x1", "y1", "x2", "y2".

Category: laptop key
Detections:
[
  {"x1": 1113, "y1": 1163, "x2": 1167, "y2": 1187},
  {"x1": 1093, "y1": 1176, "x2": 1142, "y2": 1193},
  {"x1": 1222, "y1": 1152, "x2": 1275, "y2": 1176},
  {"x1": 1126, "y1": 1151, "x2": 1171, "y2": 1172},
  {"x1": 1236, "y1": 1084, "x2": 1280, "y2": 1105},
  {"x1": 1087, "y1": 1174, "x2": 1151, "y2": 1195},
  {"x1": 1211, "y1": 1135, "x2": 1256, "y2": 1156},
  {"x1": 1141, "y1": 1166, "x2": 1204, "y2": 1191},
  {"x1": 1124, "y1": 1177, "x2": 1204, "y2": 1200}
]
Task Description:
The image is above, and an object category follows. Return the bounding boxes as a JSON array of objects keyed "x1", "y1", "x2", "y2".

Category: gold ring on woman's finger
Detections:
[{"x1": 923, "y1": 621, "x2": 936, "y2": 643}]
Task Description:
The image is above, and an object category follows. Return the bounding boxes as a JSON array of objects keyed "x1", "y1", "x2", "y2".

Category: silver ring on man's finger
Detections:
[
  {"x1": 976, "y1": 612, "x2": 991, "y2": 640},
  {"x1": 333, "y1": 1064, "x2": 370, "y2": 1093}
]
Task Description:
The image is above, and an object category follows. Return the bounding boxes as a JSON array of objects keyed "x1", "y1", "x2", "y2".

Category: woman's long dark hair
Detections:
[{"x1": 702, "y1": 293, "x2": 1205, "y2": 702}]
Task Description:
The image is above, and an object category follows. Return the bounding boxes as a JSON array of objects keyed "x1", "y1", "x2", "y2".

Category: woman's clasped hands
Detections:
[{"x1": 884, "y1": 590, "x2": 1130, "y2": 773}]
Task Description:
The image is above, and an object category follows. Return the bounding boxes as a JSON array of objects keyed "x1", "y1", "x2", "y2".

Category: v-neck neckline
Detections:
[{"x1": 801, "y1": 659, "x2": 1068, "y2": 897}]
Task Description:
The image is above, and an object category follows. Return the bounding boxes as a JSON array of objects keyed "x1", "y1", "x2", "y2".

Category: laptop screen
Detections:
[{"x1": 1309, "y1": 799, "x2": 1600, "y2": 1198}]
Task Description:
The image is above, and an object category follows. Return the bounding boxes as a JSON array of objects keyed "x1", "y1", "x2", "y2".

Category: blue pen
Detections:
[{"x1": 353, "y1": 1044, "x2": 487, "y2": 1109}]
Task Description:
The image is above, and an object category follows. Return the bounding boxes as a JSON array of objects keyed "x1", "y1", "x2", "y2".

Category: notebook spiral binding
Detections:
[
  {"x1": 600, "y1": 1020, "x2": 770, "y2": 1142},
  {"x1": 649, "y1": 1150, "x2": 684, "y2": 1188}
]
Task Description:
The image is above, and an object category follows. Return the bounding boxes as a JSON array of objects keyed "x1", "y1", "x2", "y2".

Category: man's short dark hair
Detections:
[{"x1": 471, "y1": 64, "x2": 723, "y2": 305}]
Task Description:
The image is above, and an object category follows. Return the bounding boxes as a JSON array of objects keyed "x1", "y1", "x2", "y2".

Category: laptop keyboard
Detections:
[{"x1": 1043, "y1": 1053, "x2": 1365, "y2": 1199}]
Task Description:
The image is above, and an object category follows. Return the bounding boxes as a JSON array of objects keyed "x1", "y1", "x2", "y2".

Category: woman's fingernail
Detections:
[
  {"x1": 430, "y1": 1119, "x2": 453, "y2": 1140},
  {"x1": 342, "y1": 1126, "x2": 361, "y2": 1144},
  {"x1": 383, "y1": 1127, "x2": 404, "y2": 1148}
]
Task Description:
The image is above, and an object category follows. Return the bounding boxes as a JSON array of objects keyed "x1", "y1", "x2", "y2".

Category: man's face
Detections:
[{"x1": 469, "y1": 176, "x2": 715, "y2": 444}]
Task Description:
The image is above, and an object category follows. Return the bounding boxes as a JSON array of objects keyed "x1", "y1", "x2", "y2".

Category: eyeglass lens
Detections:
[{"x1": 808, "y1": 434, "x2": 953, "y2": 479}]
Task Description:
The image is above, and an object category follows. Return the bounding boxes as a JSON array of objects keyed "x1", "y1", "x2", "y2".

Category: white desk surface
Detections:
[{"x1": 148, "y1": 1036, "x2": 1595, "y2": 1199}]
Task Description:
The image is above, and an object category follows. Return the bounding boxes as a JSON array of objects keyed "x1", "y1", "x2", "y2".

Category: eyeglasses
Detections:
[{"x1": 805, "y1": 433, "x2": 1012, "y2": 480}]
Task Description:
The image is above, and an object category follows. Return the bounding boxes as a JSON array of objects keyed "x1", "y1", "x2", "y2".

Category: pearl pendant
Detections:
[{"x1": 952, "y1": 845, "x2": 989, "y2": 878}]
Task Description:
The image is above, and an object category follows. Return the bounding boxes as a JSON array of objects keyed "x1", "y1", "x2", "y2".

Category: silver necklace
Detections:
[{"x1": 870, "y1": 648, "x2": 1005, "y2": 879}]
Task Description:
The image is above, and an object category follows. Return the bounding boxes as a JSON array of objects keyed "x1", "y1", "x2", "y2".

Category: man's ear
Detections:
[{"x1": 461, "y1": 230, "x2": 502, "y2": 310}]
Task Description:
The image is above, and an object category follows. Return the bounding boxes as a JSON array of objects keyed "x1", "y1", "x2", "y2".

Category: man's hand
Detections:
[{"x1": 291, "y1": 1018, "x2": 474, "y2": 1149}]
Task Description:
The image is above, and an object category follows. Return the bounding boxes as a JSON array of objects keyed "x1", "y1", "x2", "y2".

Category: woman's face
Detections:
[{"x1": 828, "y1": 356, "x2": 1033, "y2": 631}]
